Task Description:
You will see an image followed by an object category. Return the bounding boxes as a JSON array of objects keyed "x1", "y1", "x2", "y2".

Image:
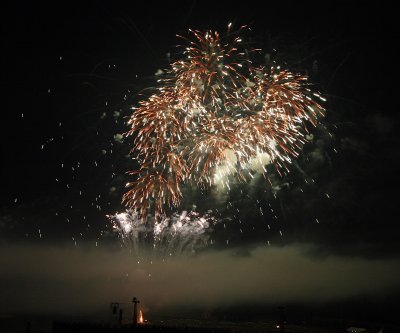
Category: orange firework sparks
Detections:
[{"x1": 123, "y1": 25, "x2": 325, "y2": 220}]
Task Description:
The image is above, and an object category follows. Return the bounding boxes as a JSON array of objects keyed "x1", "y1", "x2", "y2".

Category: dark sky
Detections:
[{"x1": 1, "y1": 0, "x2": 399, "y2": 327}]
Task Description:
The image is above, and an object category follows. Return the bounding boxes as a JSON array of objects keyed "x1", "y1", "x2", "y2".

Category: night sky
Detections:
[{"x1": 1, "y1": 1, "x2": 400, "y2": 330}]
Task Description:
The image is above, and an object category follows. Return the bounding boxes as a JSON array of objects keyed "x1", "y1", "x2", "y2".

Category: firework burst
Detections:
[
  {"x1": 123, "y1": 25, "x2": 325, "y2": 220},
  {"x1": 107, "y1": 207, "x2": 219, "y2": 256}
]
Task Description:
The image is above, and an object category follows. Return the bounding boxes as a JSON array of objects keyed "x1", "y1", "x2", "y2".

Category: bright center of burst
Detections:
[{"x1": 213, "y1": 149, "x2": 271, "y2": 188}]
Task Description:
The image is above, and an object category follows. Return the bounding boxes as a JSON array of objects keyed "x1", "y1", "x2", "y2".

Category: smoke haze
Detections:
[{"x1": 1, "y1": 243, "x2": 399, "y2": 316}]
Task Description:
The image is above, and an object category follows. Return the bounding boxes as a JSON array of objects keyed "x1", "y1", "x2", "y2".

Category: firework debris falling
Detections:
[{"x1": 123, "y1": 25, "x2": 326, "y2": 220}]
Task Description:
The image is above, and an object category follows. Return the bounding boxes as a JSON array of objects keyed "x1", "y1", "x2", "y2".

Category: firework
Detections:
[
  {"x1": 123, "y1": 25, "x2": 325, "y2": 219},
  {"x1": 107, "y1": 207, "x2": 218, "y2": 256}
]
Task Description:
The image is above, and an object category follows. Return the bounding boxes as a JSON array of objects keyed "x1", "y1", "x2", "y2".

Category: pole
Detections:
[{"x1": 132, "y1": 297, "x2": 140, "y2": 326}]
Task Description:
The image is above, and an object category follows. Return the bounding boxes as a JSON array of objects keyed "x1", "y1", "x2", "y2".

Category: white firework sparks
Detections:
[{"x1": 107, "y1": 206, "x2": 219, "y2": 256}]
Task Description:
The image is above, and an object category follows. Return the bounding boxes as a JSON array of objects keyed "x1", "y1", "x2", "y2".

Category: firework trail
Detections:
[
  {"x1": 123, "y1": 25, "x2": 325, "y2": 220},
  {"x1": 107, "y1": 206, "x2": 219, "y2": 256}
]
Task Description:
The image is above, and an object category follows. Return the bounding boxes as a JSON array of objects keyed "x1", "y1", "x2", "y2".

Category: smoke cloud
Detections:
[{"x1": 1, "y1": 243, "x2": 400, "y2": 317}]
